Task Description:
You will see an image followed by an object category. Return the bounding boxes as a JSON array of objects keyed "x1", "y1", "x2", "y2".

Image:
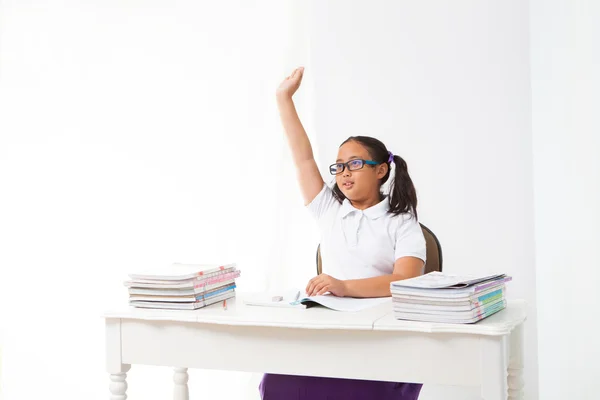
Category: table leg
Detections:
[
  {"x1": 173, "y1": 367, "x2": 189, "y2": 400},
  {"x1": 106, "y1": 318, "x2": 131, "y2": 400},
  {"x1": 507, "y1": 324, "x2": 525, "y2": 399},
  {"x1": 480, "y1": 335, "x2": 508, "y2": 400},
  {"x1": 109, "y1": 364, "x2": 131, "y2": 400}
]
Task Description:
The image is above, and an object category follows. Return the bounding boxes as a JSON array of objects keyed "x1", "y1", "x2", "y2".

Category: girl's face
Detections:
[{"x1": 334, "y1": 141, "x2": 388, "y2": 203}]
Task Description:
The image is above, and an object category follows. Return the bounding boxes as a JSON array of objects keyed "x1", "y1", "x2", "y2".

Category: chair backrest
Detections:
[
  {"x1": 420, "y1": 223, "x2": 443, "y2": 274},
  {"x1": 316, "y1": 223, "x2": 442, "y2": 275}
]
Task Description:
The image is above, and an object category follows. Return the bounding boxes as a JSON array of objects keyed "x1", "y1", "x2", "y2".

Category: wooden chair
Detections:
[{"x1": 316, "y1": 223, "x2": 442, "y2": 275}]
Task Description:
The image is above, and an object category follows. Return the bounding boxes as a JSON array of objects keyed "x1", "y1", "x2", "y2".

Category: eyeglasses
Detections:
[{"x1": 329, "y1": 159, "x2": 379, "y2": 175}]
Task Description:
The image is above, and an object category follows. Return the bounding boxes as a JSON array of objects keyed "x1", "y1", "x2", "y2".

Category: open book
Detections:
[{"x1": 243, "y1": 290, "x2": 390, "y2": 312}]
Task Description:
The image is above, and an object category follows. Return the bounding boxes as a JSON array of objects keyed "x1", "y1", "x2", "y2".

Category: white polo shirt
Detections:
[{"x1": 308, "y1": 184, "x2": 427, "y2": 280}]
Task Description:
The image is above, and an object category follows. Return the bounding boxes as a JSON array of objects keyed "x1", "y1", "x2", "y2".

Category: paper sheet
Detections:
[
  {"x1": 391, "y1": 272, "x2": 506, "y2": 289},
  {"x1": 243, "y1": 290, "x2": 391, "y2": 312},
  {"x1": 299, "y1": 294, "x2": 391, "y2": 312}
]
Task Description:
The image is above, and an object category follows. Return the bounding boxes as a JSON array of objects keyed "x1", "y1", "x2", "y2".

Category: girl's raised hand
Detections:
[{"x1": 276, "y1": 67, "x2": 304, "y2": 99}]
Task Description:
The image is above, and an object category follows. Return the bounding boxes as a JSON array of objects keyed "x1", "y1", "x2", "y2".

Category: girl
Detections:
[{"x1": 259, "y1": 67, "x2": 426, "y2": 400}]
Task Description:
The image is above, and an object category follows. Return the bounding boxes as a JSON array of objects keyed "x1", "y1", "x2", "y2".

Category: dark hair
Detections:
[{"x1": 332, "y1": 136, "x2": 418, "y2": 219}]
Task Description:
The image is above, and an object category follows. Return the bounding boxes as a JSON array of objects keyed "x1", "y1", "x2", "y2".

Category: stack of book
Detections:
[
  {"x1": 390, "y1": 272, "x2": 511, "y2": 324},
  {"x1": 124, "y1": 263, "x2": 240, "y2": 310}
]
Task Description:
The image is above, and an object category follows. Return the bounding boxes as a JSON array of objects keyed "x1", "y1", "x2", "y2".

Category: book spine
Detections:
[
  {"x1": 199, "y1": 284, "x2": 236, "y2": 299},
  {"x1": 472, "y1": 300, "x2": 506, "y2": 319},
  {"x1": 473, "y1": 277, "x2": 512, "y2": 293},
  {"x1": 194, "y1": 271, "x2": 241, "y2": 288},
  {"x1": 472, "y1": 289, "x2": 504, "y2": 306}
]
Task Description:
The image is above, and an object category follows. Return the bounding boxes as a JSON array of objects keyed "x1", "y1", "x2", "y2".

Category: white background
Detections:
[
  {"x1": 1, "y1": 1, "x2": 598, "y2": 399},
  {"x1": 530, "y1": 0, "x2": 600, "y2": 399},
  {"x1": 0, "y1": 1, "x2": 317, "y2": 399}
]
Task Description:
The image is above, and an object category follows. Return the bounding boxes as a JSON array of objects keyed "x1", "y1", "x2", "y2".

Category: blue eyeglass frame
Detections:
[{"x1": 329, "y1": 159, "x2": 379, "y2": 175}]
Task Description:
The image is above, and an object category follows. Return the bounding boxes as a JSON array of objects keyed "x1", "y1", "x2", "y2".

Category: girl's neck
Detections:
[{"x1": 349, "y1": 193, "x2": 384, "y2": 210}]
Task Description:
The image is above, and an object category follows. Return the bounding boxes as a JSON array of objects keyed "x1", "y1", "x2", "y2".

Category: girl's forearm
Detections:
[
  {"x1": 343, "y1": 274, "x2": 404, "y2": 298},
  {"x1": 277, "y1": 95, "x2": 315, "y2": 165}
]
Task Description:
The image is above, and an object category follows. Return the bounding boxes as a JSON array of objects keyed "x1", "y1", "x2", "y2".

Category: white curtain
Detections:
[{"x1": 0, "y1": 1, "x2": 316, "y2": 399}]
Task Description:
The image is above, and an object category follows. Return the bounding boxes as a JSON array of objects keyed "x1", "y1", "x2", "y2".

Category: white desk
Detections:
[{"x1": 104, "y1": 296, "x2": 526, "y2": 400}]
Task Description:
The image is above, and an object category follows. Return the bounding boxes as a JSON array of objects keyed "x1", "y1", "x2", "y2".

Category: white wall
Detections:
[
  {"x1": 6, "y1": 1, "x2": 598, "y2": 399},
  {"x1": 0, "y1": 1, "x2": 309, "y2": 399},
  {"x1": 305, "y1": 1, "x2": 538, "y2": 399},
  {"x1": 530, "y1": 0, "x2": 600, "y2": 399}
]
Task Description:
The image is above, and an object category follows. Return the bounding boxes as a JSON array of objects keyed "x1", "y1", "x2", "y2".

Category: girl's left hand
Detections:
[{"x1": 306, "y1": 274, "x2": 348, "y2": 297}]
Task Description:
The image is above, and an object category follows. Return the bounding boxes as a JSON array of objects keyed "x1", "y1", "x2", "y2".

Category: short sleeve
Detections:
[
  {"x1": 394, "y1": 215, "x2": 427, "y2": 264},
  {"x1": 306, "y1": 184, "x2": 339, "y2": 222}
]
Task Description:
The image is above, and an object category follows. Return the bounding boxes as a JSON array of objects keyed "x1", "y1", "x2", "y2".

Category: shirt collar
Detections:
[{"x1": 340, "y1": 197, "x2": 390, "y2": 220}]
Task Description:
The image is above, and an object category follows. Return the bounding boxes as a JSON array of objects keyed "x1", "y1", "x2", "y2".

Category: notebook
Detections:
[
  {"x1": 391, "y1": 273, "x2": 512, "y2": 297},
  {"x1": 392, "y1": 299, "x2": 507, "y2": 324},
  {"x1": 391, "y1": 271, "x2": 508, "y2": 289},
  {"x1": 130, "y1": 290, "x2": 235, "y2": 310},
  {"x1": 128, "y1": 279, "x2": 237, "y2": 296},
  {"x1": 124, "y1": 271, "x2": 241, "y2": 289},
  {"x1": 128, "y1": 263, "x2": 236, "y2": 281},
  {"x1": 243, "y1": 290, "x2": 391, "y2": 312},
  {"x1": 129, "y1": 283, "x2": 237, "y2": 302}
]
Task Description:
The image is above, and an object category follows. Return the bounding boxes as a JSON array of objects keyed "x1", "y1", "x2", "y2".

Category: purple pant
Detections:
[{"x1": 259, "y1": 373, "x2": 422, "y2": 400}]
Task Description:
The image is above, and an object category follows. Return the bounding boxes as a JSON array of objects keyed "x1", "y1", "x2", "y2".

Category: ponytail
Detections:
[{"x1": 389, "y1": 154, "x2": 418, "y2": 219}]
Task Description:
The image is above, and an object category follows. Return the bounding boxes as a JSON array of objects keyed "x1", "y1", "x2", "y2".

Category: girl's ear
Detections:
[{"x1": 377, "y1": 163, "x2": 388, "y2": 179}]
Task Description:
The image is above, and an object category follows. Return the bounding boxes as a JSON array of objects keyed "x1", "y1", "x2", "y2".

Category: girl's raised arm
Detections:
[{"x1": 276, "y1": 67, "x2": 324, "y2": 205}]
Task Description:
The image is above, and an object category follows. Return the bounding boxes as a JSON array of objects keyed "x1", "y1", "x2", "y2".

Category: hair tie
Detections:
[{"x1": 387, "y1": 151, "x2": 394, "y2": 163}]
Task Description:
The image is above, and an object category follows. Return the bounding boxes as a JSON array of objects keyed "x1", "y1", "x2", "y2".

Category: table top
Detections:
[
  {"x1": 104, "y1": 294, "x2": 392, "y2": 330},
  {"x1": 104, "y1": 295, "x2": 527, "y2": 335}
]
